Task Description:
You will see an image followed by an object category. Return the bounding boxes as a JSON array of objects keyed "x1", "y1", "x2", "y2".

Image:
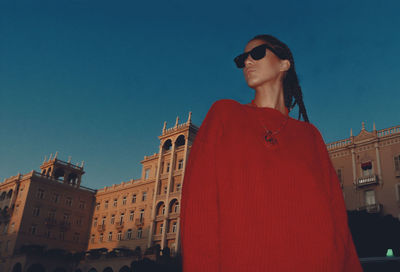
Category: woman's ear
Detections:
[{"x1": 280, "y1": 59, "x2": 291, "y2": 72}]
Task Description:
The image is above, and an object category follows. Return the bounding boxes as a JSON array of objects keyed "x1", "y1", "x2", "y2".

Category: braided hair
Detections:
[{"x1": 250, "y1": 34, "x2": 309, "y2": 123}]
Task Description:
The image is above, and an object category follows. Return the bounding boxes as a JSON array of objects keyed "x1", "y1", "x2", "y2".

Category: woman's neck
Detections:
[{"x1": 253, "y1": 80, "x2": 286, "y2": 115}]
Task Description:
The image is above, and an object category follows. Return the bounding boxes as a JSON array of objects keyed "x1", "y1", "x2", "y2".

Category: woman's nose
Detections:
[{"x1": 244, "y1": 54, "x2": 254, "y2": 67}]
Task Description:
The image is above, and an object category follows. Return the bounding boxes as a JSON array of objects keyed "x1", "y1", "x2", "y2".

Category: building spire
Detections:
[
  {"x1": 49, "y1": 153, "x2": 53, "y2": 161},
  {"x1": 350, "y1": 128, "x2": 353, "y2": 137},
  {"x1": 43, "y1": 156, "x2": 47, "y2": 163},
  {"x1": 373, "y1": 122, "x2": 376, "y2": 131},
  {"x1": 187, "y1": 111, "x2": 192, "y2": 124},
  {"x1": 162, "y1": 121, "x2": 167, "y2": 133},
  {"x1": 54, "y1": 151, "x2": 58, "y2": 159},
  {"x1": 361, "y1": 121, "x2": 365, "y2": 131},
  {"x1": 175, "y1": 116, "x2": 179, "y2": 127},
  {"x1": 81, "y1": 161, "x2": 85, "y2": 168},
  {"x1": 68, "y1": 156, "x2": 72, "y2": 163}
]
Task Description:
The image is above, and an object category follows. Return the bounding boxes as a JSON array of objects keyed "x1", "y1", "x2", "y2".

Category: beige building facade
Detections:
[
  {"x1": 87, "y1": 114, "x2": 198, "y2": 257},
  {"x1": 327, "y1": 122, "x2": 400, "y2": 218},
  {"x1": 0, "y1": 154, "x2": 96, "y2": 271}
]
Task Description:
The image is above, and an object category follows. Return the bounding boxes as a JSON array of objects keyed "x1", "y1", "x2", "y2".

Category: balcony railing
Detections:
[
  {"x1": 357, "y1": 203, "x2": 382, "y2": 213},
  {"x1": 44, "y1": 218, "x2": 57, "y2": 227},
  {"x1": 116, "y1": 221, "x2": 124, "y2": 230},
  {"x1": 356, "y1": 175, "x2": 379, "y2": 187},
  {"x1": 59, "y1": 220, "x2": 71, "y2": 230},
  {"x1": 152, "y1": 234, "x2": 162, "y2": 241},
  {"x1": 135, "y1": 218, "x2": 144, "y2": 226},
  {"x1": 97, "y1": 224, "x2": 106, "y2": 232}
]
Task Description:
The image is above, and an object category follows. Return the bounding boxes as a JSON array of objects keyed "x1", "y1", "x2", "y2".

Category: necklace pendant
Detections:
[{"x1": 264, "y1": 131, "x2": 277, "y2": 146}]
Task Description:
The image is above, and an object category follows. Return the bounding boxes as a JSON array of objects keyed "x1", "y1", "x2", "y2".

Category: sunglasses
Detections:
[{"x1": 234, "y1": 44, "x2": 281, "y2": 68}]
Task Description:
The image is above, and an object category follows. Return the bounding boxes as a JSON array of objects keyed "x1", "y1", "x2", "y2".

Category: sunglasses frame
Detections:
[{"x1": 234, "y1": 43, "x2": 282, "y2": 68}]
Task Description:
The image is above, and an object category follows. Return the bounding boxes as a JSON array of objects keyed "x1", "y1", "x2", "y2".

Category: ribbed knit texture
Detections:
[{"x1": 180, "y1": 99, "x2": 363, "y2": 272}]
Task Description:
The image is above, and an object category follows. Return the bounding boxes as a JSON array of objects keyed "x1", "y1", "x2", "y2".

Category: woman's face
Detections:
[{"x1": 243, "y1": 39, "x2": 288, "y2": 89}]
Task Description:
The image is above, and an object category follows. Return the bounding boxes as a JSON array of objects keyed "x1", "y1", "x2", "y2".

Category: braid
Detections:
[{"x1": 251, "y1": 34, "x2": 310, "y2": 123}]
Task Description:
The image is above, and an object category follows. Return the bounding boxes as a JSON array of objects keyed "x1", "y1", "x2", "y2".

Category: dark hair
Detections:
[{"x1": 250, "y1": 34, "x2": 309, "y2": 123}]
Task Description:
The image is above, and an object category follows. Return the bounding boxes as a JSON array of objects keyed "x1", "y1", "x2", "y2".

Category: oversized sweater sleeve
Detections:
[
  {"x1": 311, "y1": 124, "x2": 363, "y2": 272},
  {"x1": 180, "y1": 101, "x2": 223, "y2": 272}
]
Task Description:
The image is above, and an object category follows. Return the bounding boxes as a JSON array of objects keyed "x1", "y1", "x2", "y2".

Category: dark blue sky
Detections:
[{"x1": 1, "y1": 0, "x2": 399, "y2": 189}]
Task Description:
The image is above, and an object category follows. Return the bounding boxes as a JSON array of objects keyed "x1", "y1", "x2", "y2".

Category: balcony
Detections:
[
  {"x1": 44, "y1": 218, "x2": 57, "y2": 228},
  {"x1": 59, "y1": 220, "x2": 71, "y2": 230},
  {"x1": 97, "y1": 224, "x2": 106, "y2": 232},
  {"x1": 135, "y1": 218, "x2": 144, "y2": 227},
  {"x1": 356, "y1": 175, "x2": 379, "y2": 187},
  {"x1": 116, "y1": 221, "x2": 124, "y2": 230},
  {"x1": 153, "y1": 234, "x2": 162, "y2": 241},
  {"x1": 357, "y1": 203, "x2": 383, "y2": 213},
  {"x1": 166, "y1": 232, "x2": 177, "y2": 239}
]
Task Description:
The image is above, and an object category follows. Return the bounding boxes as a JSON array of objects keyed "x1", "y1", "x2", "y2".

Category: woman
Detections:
[{"x1": 180, "y1": 34, "x2": 362, "y2": 271}]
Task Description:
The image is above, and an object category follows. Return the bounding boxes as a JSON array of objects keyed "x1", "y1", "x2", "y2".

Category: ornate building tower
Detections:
[{"x1": 146, "y1": 112, "x2": 198, "y2": 255}]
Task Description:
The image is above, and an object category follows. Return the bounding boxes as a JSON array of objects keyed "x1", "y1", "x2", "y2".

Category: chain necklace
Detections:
[{"x1": 247, "y1": 100, "x2": 290, "y2": 147}]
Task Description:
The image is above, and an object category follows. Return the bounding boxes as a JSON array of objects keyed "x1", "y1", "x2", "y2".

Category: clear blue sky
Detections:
[{"x1": 1, "y1": 0, "x2": 399, "y2": 189}]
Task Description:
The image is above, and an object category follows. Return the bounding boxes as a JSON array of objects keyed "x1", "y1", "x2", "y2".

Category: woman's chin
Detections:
[{"x1": 246, "y1": 80, "x2": 261, "y2": 89}]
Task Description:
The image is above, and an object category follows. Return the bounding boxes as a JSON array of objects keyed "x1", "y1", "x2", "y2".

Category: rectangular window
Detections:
[
  {"x1": 105, "y1": 200, "x2": 109, "y2": 209},
  {"x1": 117, "y1": 231, "x2": 122, "y2": 241},
  {"x1": 132, "y1": 194, "x2": 136, "y2": 203},
  {"x1": 365, "y1": 190, "x2": 376, "y2": 205},
  {"x1": 395, "y1": 155, "x2": 400, "y2": 171},
  {"x1": 396, "y1": 184, "x2": 400, "y2": 201},
  {"x1": 65, "y1": 197, "x2": 72, "y2": 207},
  {"x1": 129, "y1": 211, "x2": 134, "y2": 221},
  {"x1": 33, "y1": 207, "x2": 40, "y2": 217},
  {"x1": 111, "y1": 215, "x2": 115, "y2": 224},
  {"x1": 99, "y1": 233, "x2": 103, "y2": 242},
  {"x1": 172, "y1": 222, "x2": 177, "y2": 233},
  {"x1": 122, "y1": 196, "x2": 127, "y2": 205},
  {"x1": 127, "y1": 229, "x2": 132, "y2": 240},
  {"x1": 113, "y1": 198, "x2": 118, "y2": 207},
  {"x1": 108, "y1": 232, "x2": 112, "y2": 241},
  {"x1": 93, "y1": 218, "x2": 98, "y2": 227},
  {"x1": 91, "y1": 234, "x2": 95, "y2": 243},
  {"x1": 73, "y1": 233, "x2": 80, "y2": 242},
  {"x1": 37, "y1": 189, "x2": 44, "y2": 199},
  {"x1": 30, "y1": 225, "x2": 36, "y2": 235},
  {"x1": 178, "y1": 159, "x2": 183, "y2": 170},
  {"x1": 142, "y1": 192, "x2": 147, "y2": 201},
  {"x1": 167, "y1": 162, "x2": 170, "y2": 173},
  {"x1": 361, "y1": 161, "x2": 373, "y2": 177},
  {"x1": 79, "y1": 201, "x2": 85, "y2": 209},
  {"x1": 176, "y1": 184, "x2": 181, "y2": 192},
  {"x1": 96, "y1": 202, "x2": 100, "y2": 210},
  {"x1": 52, "y1": 193, "x2": 59, "y2": 203},
  {"x1": 145, "y1": 168, "x2": 150, "y2": 179}
]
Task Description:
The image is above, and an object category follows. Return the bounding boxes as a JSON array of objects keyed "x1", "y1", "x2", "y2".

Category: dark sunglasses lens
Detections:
[
  {"x1": 251, "y1": 45, "x2": 267, "y2": 60},
  {"x1": 234, "y1": 53, "x2": 247, "y2": 68}
]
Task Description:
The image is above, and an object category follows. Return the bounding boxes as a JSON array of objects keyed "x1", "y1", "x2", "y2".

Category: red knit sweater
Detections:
[{"x1": 180, "y1": 99, "x2": 363, "y2": 272}]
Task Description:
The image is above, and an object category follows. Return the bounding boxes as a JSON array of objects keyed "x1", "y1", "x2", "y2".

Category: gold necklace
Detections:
[{"x1": 247, "y1": 100, "x2": 290, "y2": 147}]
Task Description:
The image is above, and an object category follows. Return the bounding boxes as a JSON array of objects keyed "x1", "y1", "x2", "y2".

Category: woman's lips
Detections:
[{"x1": 246, "y1": 70, "x2": 255, "y2": 76}]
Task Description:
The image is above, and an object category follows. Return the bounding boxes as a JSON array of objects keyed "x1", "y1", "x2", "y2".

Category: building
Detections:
[
  {"x1": 87, "y1": 114, "x2": 196, "y2": 256},
  {"x1": 1, "y1": 113, "x2": 400, "y2": 271},
  {"x1": 327, "y1": 122, "x2": 400, "y2": 218},
  {"x1": 0, "y1": 154, "x2": 96, "y2": 271}
]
